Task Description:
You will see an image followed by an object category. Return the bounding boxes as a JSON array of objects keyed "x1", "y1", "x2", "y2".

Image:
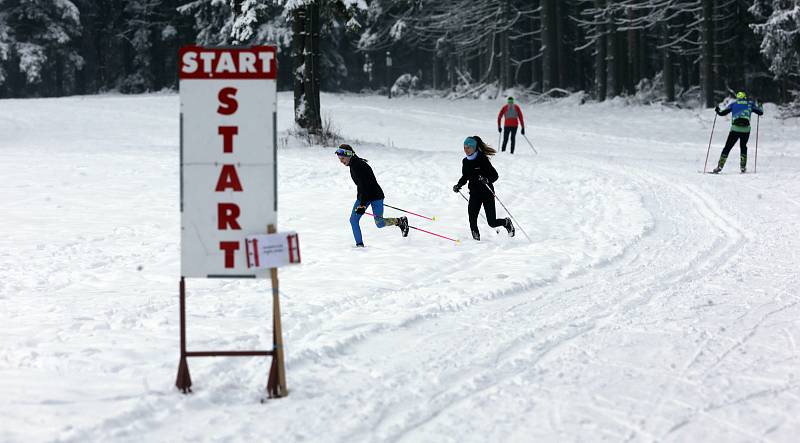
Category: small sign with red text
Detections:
[{"x1": 245, "y1": 232, "x2": 301, "y2": 269}]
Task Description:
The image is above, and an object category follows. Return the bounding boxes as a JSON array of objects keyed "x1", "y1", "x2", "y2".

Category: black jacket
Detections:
[
  {"x1": 349, "y1": 156, "x2": 385, "y2": 204},
  {"x1": 456, "y1": 152, "x2": 498, "y2": 195}
]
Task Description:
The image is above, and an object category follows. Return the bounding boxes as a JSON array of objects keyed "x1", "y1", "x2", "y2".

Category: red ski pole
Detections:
[
  {"x1": 754, "y1": 114, "x2": 760, "y2": 173},
  {"x1": 703, "y1": 112, "x2": 717, "y2": 174},
  {"x1": 384, "y1": 204, "x2": 436, "y2": 221},
  {"x1": 408, "y1": 225, "x2": 459, "y2": 243},
  {"x1": 365, "y1": 213, "x2": 459, "y2": 243}
]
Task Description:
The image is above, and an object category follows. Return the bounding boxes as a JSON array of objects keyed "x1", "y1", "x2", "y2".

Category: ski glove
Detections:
[
  {"x1": 521, "y1": 127, "x2": 525, "y2": 135},
  {"x1": 714, "y1": 106, "x2": 720, "y2": 115},
  {"x1": 355, "y1": 205, "x2": 367, "y2": 215},
  {"x1": 477, "y1": 175, "x2": 489, "y2": 185},
  {"x1": 453, "y1": 185, "x2": 462, "y2": 193},
  {"x1": 497, "y1": 127, "x2": 502, "y2": 133}
]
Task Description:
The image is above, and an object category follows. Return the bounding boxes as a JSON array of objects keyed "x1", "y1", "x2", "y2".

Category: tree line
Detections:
[{"x1": 1, "y1": 1, "x2": 798, "y2": 124}]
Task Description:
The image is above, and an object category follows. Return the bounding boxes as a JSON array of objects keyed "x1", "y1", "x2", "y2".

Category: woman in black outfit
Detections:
[{"x1": 452, "y1": 136, "x2": 515, "y2": 241}]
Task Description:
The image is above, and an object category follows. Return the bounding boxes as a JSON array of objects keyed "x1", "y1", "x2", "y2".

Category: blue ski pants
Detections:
[{"x1": 350, "y1": 199, "x2": 386, "y2": 244}]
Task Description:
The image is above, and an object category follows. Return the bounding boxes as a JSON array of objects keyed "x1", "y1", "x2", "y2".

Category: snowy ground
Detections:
[{"x1": 1, "y1": 91, "x2": 799, "y2": 442}]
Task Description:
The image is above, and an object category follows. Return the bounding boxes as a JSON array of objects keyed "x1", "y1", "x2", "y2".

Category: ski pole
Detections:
[
  {"x1": 703, "y1": 112, "x2": 717, "y2": 174},
  {"x1": 365, "y1": 212, "x2": 459, "y2": 243},
  {"x1": 458, "y1": 190, "x2": 499, "y2": 233},
  {"x1": 754, "y1": 114, "x2": 759, "y2": 173},
  {"x1": 384, "y1": 204, "x2": 436, "y2": 221},
  {"x1": 522, "y1": 134, "x2": 538, "y2": 155},
  {"x1": 483, "y1": 184, "x2": 533, "y2": 243}
]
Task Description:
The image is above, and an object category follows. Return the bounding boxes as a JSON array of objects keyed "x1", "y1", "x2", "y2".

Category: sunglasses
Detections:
[{"x1": 335, "y1": 148, "x2": 354, "y2": 157}]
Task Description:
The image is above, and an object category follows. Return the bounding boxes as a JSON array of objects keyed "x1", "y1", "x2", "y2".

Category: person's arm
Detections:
[
  {"x1": 497, "y1": 106, "x2": 505, "y2": 129},
  {"x1": 752, "y1": 102, "x2": 764, "y2": 116},
  {"x1": 483, "y1": 156, "x2": 499, "y2": 183},
  {"x1": 716, "y1": 103, "x2": 732, "y2": 116},
  {"x1": 350, "y1": 160, "x2": 366, "y2": 204},
  {"x1": 517, "y1": 105, "x2": 524, "y2": 129},
  {"x1": 454, "y1": 160, "x2": 469, "y2": 191}
]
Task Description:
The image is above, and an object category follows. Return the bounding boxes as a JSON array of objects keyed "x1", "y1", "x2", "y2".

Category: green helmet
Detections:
[
  {"x1": 736, "y1": 91, "x2": 746, "y2": 99},
  {"x1": 507, "y1": 96, "x2": 514, "y2": 103}
]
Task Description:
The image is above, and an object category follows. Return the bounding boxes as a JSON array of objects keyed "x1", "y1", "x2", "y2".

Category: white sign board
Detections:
[
  {"x1": 245, "y1": 232, "x2": 301, "y2": 269},
  {"x1": 180, "y1": 46, "x2": 277, "y2": 278}
]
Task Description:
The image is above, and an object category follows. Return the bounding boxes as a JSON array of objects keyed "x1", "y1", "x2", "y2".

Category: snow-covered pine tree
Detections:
[
  {"x1": 178, "y1": 0, "x2": 236, "y2": 46},
  {"x1": 0, "y1": 0, "x2": 83, "y2": 97},
  {"x1": 750, "y1": 0, "x2": 800, "y2": 107}
]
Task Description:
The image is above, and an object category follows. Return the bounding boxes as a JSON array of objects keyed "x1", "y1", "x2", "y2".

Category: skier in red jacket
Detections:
[{"x1": 497, "y1": 96, "x2": 525, "y2": 154}]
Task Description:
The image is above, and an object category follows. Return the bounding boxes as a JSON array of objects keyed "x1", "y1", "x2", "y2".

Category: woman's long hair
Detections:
[{"x1": 471, "y1": 135, "x2": 497, "y2": 157}]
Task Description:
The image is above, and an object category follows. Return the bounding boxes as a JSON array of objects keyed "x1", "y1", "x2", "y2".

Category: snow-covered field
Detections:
[{"x1": 1, "y1": 91, "x2": 799, "y2": 442}]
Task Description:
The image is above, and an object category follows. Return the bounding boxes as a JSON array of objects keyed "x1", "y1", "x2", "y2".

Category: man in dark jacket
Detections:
[
  {"x1": 336, "y1": 144, "x2": 408, "y2": 247},
  {"x1": 497, "y1": 97, "x2": 525, "y2": 154}
]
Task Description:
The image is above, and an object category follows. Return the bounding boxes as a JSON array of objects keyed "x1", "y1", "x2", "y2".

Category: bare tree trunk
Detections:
[
  {"x1": 712, "y1": 0, "x2": 723, "y2": 97},
  {"x1": 531, "y1": 1, "x2": 542, "y2": 92},
  {"x1": 541, "y1": 0, "x2": 554, "y2": 90},
  {"x1": 627, "y1": 6, "x2": 638, "y2": 93},
  {"x1": 595, "y1": 0, "x2": 607, "y2": 101},
  {"x1": 432, "y1": 51, "x2": 439, "y2": 89},
  {"x1": 555, "y1": 0, "x2": 566, "y2": 88},
  {"x1": 607, "y1": 27, "x2": 618, "y2": 97},
  {"x1": 293, "y1": 2, "x2": 321, "y2": 132},
  {"x1": 502, "y1": 34, "x2": 510, "y2": 88},
  {"x1": 680, "y1": 54, "x2": 690, "y2": 90},
  {"x1": 639, "y1": 24, "x2": 648, "y2": 82},
  {"x1": 575, "y1": 15, "x2": 586, "y2": 92},
  {"x1": 305, "y1": 1, "x2": 321, "y2": 132},
  {"x1": 500, "y1": 0, "x2": 510, "y2": 88},
  {"x1": 292, "y1": 6, "x2": 308, "y2": 128},
  {"x1": 661, "y1": 24, "x2": 675, "y2": 101},
  {"x1": 478, "y1": 35, "x2": 486, "y2": 82},
  {"x1": 664, "y1": 50, "x2": 674, "y2": 101},
  {"x1": 702, "y1": 0, "x2": 714, "y2": 107},
  {"x1": 485, "y1": 33, "x2": 496, "y2": 83}
]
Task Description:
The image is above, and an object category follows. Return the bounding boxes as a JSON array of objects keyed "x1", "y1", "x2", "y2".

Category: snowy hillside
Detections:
[{"x1": 1, "y1": 92, "x2": 799, "y2": 442}]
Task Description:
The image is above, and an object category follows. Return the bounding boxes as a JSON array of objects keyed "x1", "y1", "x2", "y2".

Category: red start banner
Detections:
[{"x1": 179, "y1": 46, "x2": 277, "y2": 80}]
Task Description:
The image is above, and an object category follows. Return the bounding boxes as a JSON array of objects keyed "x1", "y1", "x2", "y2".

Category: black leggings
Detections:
[
  {"x1": 720, "y1": 131, "x2": 750, "y2": 165},
  {"x1": 468, "y1": 191, "x2": 505, "y2": 233},
  {"x1": 501, "y1": 126, "x2": 518, "y2": 153}
]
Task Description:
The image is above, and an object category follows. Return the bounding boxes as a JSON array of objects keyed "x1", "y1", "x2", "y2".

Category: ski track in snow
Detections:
[{"x1": 1, "y1": 93, "x2": 799, "y2": 442}]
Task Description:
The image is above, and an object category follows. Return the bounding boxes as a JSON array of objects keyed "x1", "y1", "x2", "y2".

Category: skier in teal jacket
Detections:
[{"x1": 712, "y1": 91, "x2": 764, "y2": 174}]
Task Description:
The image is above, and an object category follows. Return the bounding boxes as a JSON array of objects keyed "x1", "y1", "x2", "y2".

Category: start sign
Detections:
[{"x1": 180, "y1": 46, "x2": 278, "y2": 278}]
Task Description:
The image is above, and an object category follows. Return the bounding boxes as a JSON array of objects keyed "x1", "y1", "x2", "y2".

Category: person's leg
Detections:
[
  {"x1": 468, "y1": 192, "x2": 481, "y2": 237},
  {"x1": 349, "y1": 200, "x2": 364, "y2": 245},
  {"x1": 509, "y1": 126, "x2": 518, "y2": 154},
  {"x1": 716, "y1": 132, "x2": 738, "y2": 170},
  {"x1": 501, "y1": 126, "x2": 511, "y2": 152},
  {"x1": 370, "y1": 199, "x2": 407, "y2": 236},
  {"x1": 483, "y1": 193, "x2": 504, "y2": 228},
  {"x1": 738, "y1": 132, "x2": 750, "y2": 171},
  {"x1": 371, "y1": 199, "x2": 388, "y2": 228}
]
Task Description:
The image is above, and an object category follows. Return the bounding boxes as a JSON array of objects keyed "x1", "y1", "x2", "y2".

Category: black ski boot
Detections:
[
  {"x1": 398, "y1": 216, "x2": 409, "y2": 237},
  {"x1": 740, "y1": 167, "x2": 746, "y2": 174},
  {"x1": 504, "y1": 218, "x2": 515, "y2": 237},
  {"x1": 471, "y1": 230, "x2": 480, "y2": 241},
  {"x1": 711, "y1": 166, "x2": 722, "y2": 174},
  {"x1": 355, "y1": 242, "x2": 365, "y2": 248}
]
